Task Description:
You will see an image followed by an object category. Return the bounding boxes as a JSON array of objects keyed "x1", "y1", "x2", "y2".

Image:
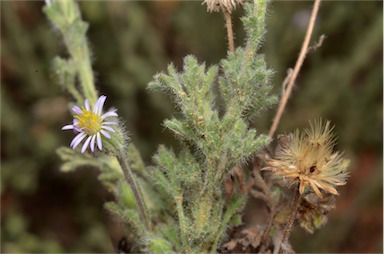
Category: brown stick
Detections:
[
  {"x1": 268, "y1": 0, "x2": 322, "y2": 138},
  {"x1": 260, "y1": 208, "x2": 275, "y2": 253},
  {"x1": 224, "y1": 10, "x2": 235, "y2": 52}
]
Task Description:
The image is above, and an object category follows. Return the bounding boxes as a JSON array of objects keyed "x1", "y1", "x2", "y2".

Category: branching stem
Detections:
[{"x1": 269, "y1": 0, "x2": 321, "y2": 137}]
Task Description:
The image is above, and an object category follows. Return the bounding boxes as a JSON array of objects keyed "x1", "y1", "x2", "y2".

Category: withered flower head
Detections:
[
  {"x1": 203, "y1": 0, "x2": 244, "y2": 13},
  {"x1": 267, "y1": 119, "x2": 350, "y2": 198}
]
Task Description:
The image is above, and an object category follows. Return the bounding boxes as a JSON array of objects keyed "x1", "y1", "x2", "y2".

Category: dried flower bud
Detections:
[
  {"x1": 297, "y1": 193, "x2": 336, "y2": 233},
  {"x1": 266, "y1": 119, "x2": 350, "y2": 198},
  {"x1": 203, "y1": 0, "x2": 244, "y2": 13}
]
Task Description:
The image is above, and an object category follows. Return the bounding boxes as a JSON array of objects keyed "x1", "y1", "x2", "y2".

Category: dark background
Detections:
[{"x1": 1, "y1": 1, "x2": 382, "y2": 253}]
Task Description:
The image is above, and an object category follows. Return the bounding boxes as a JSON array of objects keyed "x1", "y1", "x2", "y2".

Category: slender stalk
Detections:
[
  {"x1": 66, "y1": 80, "x2": 84, "y2": 103},
  {"x1": 269, "y1": 0, "x2": 321, "y2": 137},
  {"x1": 253, "y1": 169, "x2": 271, "y2": 198},
  {"x1": 78, "y1": 57, "x2": 97, "y2": 104},
  {"x1": 260, "y1": 209, "x2": 275, "y2": 252},
  {"x1": 45, "y1": 0, "x2": 98, "y2": 104},
  {"x1": 116, "y1": 149, "x2": 149, "y2": 229},
  {"x1": 224, "y1": 10, "x2": 235, "y2": 52},
  {"x1": 274, "y1": 189, "x2": 302, "y2": 254},
  {"x1": 175, "y1": 196, "x2": 190, "y2": 252},
  {"x1": 253, "y1": 169, "x2": 275, "y2": 252}
]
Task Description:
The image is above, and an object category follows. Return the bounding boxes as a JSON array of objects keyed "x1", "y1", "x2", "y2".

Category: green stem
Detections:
[
  {"x1": 77, "y1": 52, "x2": 97, "y2": 103},
  {"x1": 211, "y1": 195, "x2": 246, "y2": 254},
  {"x1": 175, "y1": 196, "x2": 189, "y2": 251},
  {"x1": 116, "y1": 149, "x2": 149, "y2": 229},
  {"x1": 44, "y1": 0, "x2": 97, "y2": 103},
  {"x1": 67, "y1": 81, "x2": 83, "y2": 103}
]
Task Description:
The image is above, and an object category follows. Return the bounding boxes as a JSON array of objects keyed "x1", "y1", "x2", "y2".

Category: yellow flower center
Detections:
[{"x1": 75, "y1": 110, "x2": 102, "y2": 135}]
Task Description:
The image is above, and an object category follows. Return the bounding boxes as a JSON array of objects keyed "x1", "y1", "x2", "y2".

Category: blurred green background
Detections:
[{"x1": 1, "y1": 1, "x2": 382, "y2": 253}]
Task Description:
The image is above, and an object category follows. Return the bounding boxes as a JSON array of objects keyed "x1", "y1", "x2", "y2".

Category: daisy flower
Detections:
[
  {"x1": 267, "y1": 120, "x2": 350, "y2": 198},
  {"x1": 62, "y1": 95, "x2": 118, "y2": 153}
]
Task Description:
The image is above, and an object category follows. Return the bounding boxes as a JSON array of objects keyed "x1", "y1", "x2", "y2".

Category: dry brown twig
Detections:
[
  {"x1": 271, "y1": 1, "x2": 322, "y2": 253},
  {"x1": 224, "y1": 9, "x2": 235, "y2": 52},
  {"x1": 226, "y1": 1, "x2": 323, "y2": 252},
  {"x1": 268, "y1": 0, "x2": 322, "y2": 138},
  {"x1": 264, "y1": 1, "x2": 323, "y2": 252}
]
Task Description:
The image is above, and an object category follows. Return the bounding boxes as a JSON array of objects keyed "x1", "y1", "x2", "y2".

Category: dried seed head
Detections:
[
  {"x1": 297, "y1": 193, "x2": 336, "y2": 233},
  {"x1": 203, "y1": 0, "x2": 244, "y2": 13},
  {"x1": 306, "y1": 119, "x2": 337, "y2": 151},
  {"x1": 266, "y1": 119, "x2": 350, "y2": 198}
]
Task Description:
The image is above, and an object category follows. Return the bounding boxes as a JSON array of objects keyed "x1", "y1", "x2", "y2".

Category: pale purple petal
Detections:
[
  {"x1": 97, "y1": 132, "x2": 102, "y2": 150},
  {"x1": 101, "y1": 130, "x2": 111, "y2": 139},
  {"x1": 81, "y1": 136, "x2": 92, "y2": 153},
  {"x1": 103, "y1": 121, "x2": 118, "y2": 125},
  {"x1": 93, "y1": 95, "x2": 106, "y2": 115},
  {"x1": 71, "y1": 132, "x2": 87, "y2": 149},
  {"x1": 84, "y1": 99, "x2": 90, "y2": 111},
  {"x1": 71, "y1": 119, "x2": 81, "y2": 132},
  {"x1": 72, "y1": 127, "x2": 82, "y2": 133},
  {"x1": 72, "y1": 106, "x2": 83, "y2": 115},
  {"x1": 70, "y1": 132, "x2": 86, "y2": 147},
  {"x1": 90, "y1": 135, "x2": 96, "y2": 152},
  {"x1": 101, "y1": 110, "x2": 118, "y2": 120},
  {"x1": 62, "y1": 125, "x2": 74, "y2": 130},
  {"x1": 102, "y1": 125, "x2": 115, "y2": 132}
]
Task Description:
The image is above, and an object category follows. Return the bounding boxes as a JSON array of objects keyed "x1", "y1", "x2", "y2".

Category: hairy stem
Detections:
[
  {"x1": 274, "y1": 189, "x2": 302, "y2": 254},
  {"x1": 77, "y1": 56, "x2": 97, "y2": 104},
  {"x1": 175, "y1": 195, "x2": 190, "y2": 252},
  {"x1": 116, "y1": 149, "x2": 149, "y2": 229},
  {"x1": 224, "y1": 10, "x2": 235, "y2": 52},
  {"x1": 269, "y1": 0, "x2": 321, "y2": 137}
]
